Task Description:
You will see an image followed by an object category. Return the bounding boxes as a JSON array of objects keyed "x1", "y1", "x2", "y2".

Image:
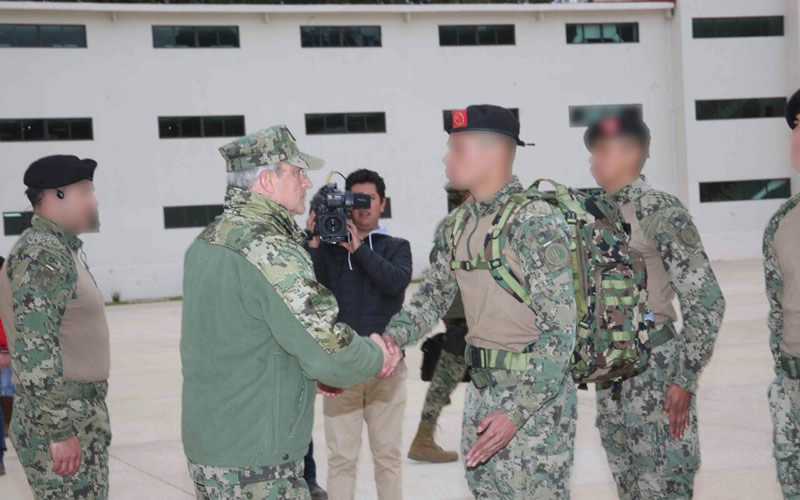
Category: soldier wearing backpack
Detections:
[
  {"x1": 587, "y1": 110, "x2": 726, "y2": 499},
  {"x1": 380, "y1": 105, "x2": 578, "y2": 498}
]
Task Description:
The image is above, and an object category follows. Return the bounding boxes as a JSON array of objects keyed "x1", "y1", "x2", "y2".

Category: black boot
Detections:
[{"x1": 306, "y1": 479, "x2": 328, "y2": 500}]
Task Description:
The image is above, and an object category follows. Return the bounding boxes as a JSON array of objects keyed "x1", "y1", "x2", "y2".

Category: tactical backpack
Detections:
[{"x1": 449, "y1": 179, "x2": 653, "y2": 386}]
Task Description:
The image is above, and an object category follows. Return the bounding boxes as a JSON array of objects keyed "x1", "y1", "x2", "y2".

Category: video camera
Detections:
[{"x1": 310, "y1": 183, "x2": 371, "y2": 244}]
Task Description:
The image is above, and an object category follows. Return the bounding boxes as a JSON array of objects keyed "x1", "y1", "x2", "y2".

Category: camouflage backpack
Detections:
[{"x1": 450, "y1": 179, "x2": 653, "y2": 386}]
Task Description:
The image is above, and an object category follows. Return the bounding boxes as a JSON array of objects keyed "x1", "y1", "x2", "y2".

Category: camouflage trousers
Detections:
[
  {"x1": 462, "y1": 372, "x2": 576, "y2": 499},
  {"x1": 768, "y1": 369, "x2": 800, "y2": 499},
  {"x1": 11, "y1": 390, "x2": 111, "y2": 500},
  {"x1": 596, "y1": 339, "x2": 700, "y2": 500},
  {"x1": 421, "y1": 350, "x2": 469, "y2": 425},
  {"x1": 188, "y1": 459, "x2": 311, "y2": 500}
]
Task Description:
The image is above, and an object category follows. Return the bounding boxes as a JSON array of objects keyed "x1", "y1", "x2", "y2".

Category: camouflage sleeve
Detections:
[
  {"x1": 763, "y1": 214, "x2": 784, "y2": 366},
  {"x1": 499, "y1": 209, "x2": 576, "y2": 428},
  {"x1": 648, "y1": 205, "x2": 725, "y2": 394},
  {"x1": 384, "y1": 217, "x2": 459, "y2": 348},
  {"x1": 8, "y1": 247, "x2": 77, "y2": 442}
]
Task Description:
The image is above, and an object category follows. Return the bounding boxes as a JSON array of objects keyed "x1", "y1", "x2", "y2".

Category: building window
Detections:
[
  {"x1": 0, "y1": 24, "x2": 86, "y2": 48},
  {"x1": 568, "y1": 104, "x2": 642, "y2": 128},
  {"x1": 0, "y1": 118, "x2": 93, "y2": 142},
  {"x1": 695, "y1": 97, "x2": 786, "y2": 121},
  {"x1": 3, "y1": 212, "x2": 34, "y2": 236},
  {"x1": 439, "y1": 25, "x2": 515, "y2": 46},
  {"x1": 380, "y1": 198, "x2": 392, "y2": 219},
  {"x1": 163, "y1": 205, "x2": 223, "y2": 229},
  {"x1": 442, "y1": 108, "x2": 519, "y2": 131},
  {"x1": 692, "y1": 16, "x2": 783, "y2": 39},
  {"x1": 700, "y1": 178, "x2": 791, "y2": 203},
  {"x1": 158, "y1": 115, "x2": 245, "y2": 139},
  {"x1": 300, "y1": 26, "x2": 381, "y2": 47},
  {"x1": 566, "y1": 23, "x2": 639, "y2": 44},
  {"x1": 152, "y1": 26, "x2": 239, "y2": 48},
  {"x1": 305, "y1": 113, "x2": 386, "y2": 135}
]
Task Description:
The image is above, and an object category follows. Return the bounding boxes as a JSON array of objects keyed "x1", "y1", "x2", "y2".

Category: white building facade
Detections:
[{"x1": 0, "y1": 0, "x2": 796, "y2": 300}]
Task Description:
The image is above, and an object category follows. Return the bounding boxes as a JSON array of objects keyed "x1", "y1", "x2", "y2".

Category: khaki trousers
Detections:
[{"x1": 323, "y1": 360, "x2": 407, "y2": 500}]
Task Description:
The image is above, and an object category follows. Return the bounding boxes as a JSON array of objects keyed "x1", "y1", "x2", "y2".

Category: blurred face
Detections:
[
  {"x1": 792, "y1": 113, "x2": 800, "y2": 170},
  {"x1": 350, "y1": 182, "x2": 385, "y2": 233},
  {"x1": 40, "y1": 179, "x2": 99, "y2": 234},
  {"x1": 271, "y1": 163, "x2": 313, "y2": 215},
  {"x1": 443, "y1": 132, "x2": 509, "y2": 191},
  {"x1": 589, "y1": 135, "x2": 646, "y2": 192}
]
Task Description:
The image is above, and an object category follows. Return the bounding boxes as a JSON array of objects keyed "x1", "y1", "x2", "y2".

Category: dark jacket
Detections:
[{"x1": 306, "y1": 227, "x2": 412, "y2": 337}]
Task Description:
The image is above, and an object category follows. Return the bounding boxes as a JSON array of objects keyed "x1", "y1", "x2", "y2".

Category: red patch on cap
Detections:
[
  {"x1": 601, "y1": 117, "x2": 620, "y2": 135},
  {"x1": 452, "y1": 109, "x2": 468, "y2": 129}
]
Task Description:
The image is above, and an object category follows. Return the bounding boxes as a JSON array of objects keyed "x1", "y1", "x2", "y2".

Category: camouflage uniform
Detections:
[
  {"x1": 386, "y1": 177, "x2": 577, "y2": 498},
  {"x1": 189, "y1": 461, "x2": 309, "y2": 500},
  {"x1": 596, "y1": 178, "x2": 725, "y2": 500},
  {"x1": 0, "y1": 215, "x2": 112, "y2": 500},
  {"x1": 419, "y1": 314, "x2": 468, "y2": 427},
  {"x1": 763, "y1": 193, "x2": 800, "y2": 498}
]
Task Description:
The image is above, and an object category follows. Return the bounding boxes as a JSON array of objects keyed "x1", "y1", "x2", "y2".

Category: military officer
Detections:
[
  {"x1": 0, "y1": 155, "x2": 112, "y2": 499},
  {"x1": 382, "y1": 105, "x2": 578, "y2": 498},
  {"x1": 408, "y1": 184, "x2": 470, "y2": 464},
  {"x1": 587, "y1": 110, "x2": 726, "y2": 499},
  {"x1": 764, "y1": 89, "x2": 800, "y2": 499},
  {"x1": 180, "y1": 126, "x2": 397, "y2": 499}
]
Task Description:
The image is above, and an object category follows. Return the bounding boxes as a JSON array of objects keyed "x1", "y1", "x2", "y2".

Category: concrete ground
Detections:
[{"x1": 0, "y1": 259, "x2": 785, "y2": 499}]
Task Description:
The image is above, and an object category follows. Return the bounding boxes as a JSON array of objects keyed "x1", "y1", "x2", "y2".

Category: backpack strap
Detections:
[
  {"x1": 449, "y1": 204, "x2": 483, "y2": 271},
  {"x1": 483, "y1": 195, "x2": 532, "y2": 305}
]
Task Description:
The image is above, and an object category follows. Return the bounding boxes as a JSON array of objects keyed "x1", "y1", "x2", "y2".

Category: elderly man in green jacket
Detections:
[{"x1": 180, "y1": 125, "x2": 398, "y2": 499}]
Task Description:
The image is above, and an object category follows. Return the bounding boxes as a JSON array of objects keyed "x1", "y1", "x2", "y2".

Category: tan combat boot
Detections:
[{"x1": 407, "y1": 421, "x2": 458, "y2": 463}]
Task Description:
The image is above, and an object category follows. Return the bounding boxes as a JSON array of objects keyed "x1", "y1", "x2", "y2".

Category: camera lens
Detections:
[{"x1": 324, "y1": 216, "x2": 342, "y2": 234}]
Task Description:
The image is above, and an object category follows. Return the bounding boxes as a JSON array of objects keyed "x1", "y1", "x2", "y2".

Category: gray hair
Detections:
[{"x1": 226, "y1": 163, "x2": 283, "y2": 189}]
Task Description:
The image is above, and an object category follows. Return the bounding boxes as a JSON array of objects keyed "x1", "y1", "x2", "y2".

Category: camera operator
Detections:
[{"x1": 305, "y1": 169, "x2": 412, "y2": 500}]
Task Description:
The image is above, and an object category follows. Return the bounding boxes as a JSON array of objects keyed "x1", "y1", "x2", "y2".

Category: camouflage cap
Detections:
[{"x1": 219, "y1": 125, "x2": 325, "y2": 173}]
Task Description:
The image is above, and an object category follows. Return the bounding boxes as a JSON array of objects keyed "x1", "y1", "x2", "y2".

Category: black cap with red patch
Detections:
[
  {"x1": 444, "y1": 104, "x2": 531, "y2": 146},
  {"x1": 584, "y1": 109, "x2": 651, "y2": 151},
  {"x1": 785, "y1": 89, "x2": 800, "y2": 129}
]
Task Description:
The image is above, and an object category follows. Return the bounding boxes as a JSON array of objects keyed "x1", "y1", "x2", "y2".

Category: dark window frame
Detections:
[
  {"x1": 0, "y1": 24, "x2": 87, "y2": 48},
  {"x1": 438, "y1": 24, "x2": 516, "y2": 47},
  {"x1": 300, "y1": 25, "x2": 382, "y2": 48},
  {"x1": 2, "y1": 211, "x2": 34, "y2": 236},
  {"x1": 567, "y1": 104, "x2": 643, "y2": 128},
  {"x1": 692, "y1": 16, "x2": 784, "y2": 38},
  {"x1": 163, "y1": 205, "x2": 224, "y2": 229},
  {"x1": 694, "y1": 97, "x2": 786, "y2": 121},
  {"x1": 305, "y1": 112, "x2": 386, "y2": 135},
  {"x1": 699, "y1": 178, "x2": 791, "y2": 203},
  {"x1": 0, "y1": 118, "x2": 93, "y2": 142},
  {"x1": 566, "y1": 22, "x2": 639, "y2": 44},
  {"x1": 152, "y1": 25, "x2": 240, "y2": 49},
  {"x1": 157, "y1": 115, "x2": 245, "y2": 139}
]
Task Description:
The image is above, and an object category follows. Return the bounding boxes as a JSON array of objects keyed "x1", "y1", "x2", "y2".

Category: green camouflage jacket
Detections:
[
  {"x1": 4, "y1": 215, "x2": 81, "y2": 442},
  {"x1": 612, "y1": 178, "x2": 725, "y2": 394},
  {"x1": 763, "y1": 193, "x2": 800, "y2": 368},
  {"x1": 385, "y1": 176, "x2": 576, "y2": 428}
]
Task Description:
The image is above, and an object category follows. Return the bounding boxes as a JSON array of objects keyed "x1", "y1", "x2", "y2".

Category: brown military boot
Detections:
[{"x1": 407, "y1": 421, "x2": 458, "y2": 463}]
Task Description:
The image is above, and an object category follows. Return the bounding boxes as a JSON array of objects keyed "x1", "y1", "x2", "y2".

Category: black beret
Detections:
[
  {"x1": 444, "y1": 105, "x2": 531, "y2": 146},
  {"x1": 584, "y1": 110, "x2": 651, "y2": 150},
  {"x1": 786, "y1": 89, "x2": 800, "y2": 129},
  {"x1": 24, "y1": 155, "x2": 97, "y2": 189}
]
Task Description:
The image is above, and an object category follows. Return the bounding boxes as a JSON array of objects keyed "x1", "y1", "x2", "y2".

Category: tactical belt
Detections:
[
  {"x1": 63, "y1": 381, "x2": 108, "y2": 400},
  {"x1": 648, "y1": 325, "x2": 675, "y2": 349},
  {"x1": 465, "y1": 345, "x2": 533, "y2": 389},
  {"x1": 780, "y1": 353, "x2": 800, "y2": 379}
]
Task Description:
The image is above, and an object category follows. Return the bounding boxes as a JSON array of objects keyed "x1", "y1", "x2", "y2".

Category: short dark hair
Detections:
[
  {"x1": 25, "y1": 187, "x2": 45, "y2": 207},
  {"x1": 345, "y1": 169, "x2": 386, "y2": 200}
]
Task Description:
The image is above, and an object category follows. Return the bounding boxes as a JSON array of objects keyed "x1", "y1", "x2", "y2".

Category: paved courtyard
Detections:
[{"x1": 0, "y1": 259, "x2": 785, "y2": 499}]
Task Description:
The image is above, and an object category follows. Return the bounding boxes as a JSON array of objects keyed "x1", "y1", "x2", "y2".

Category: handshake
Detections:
[{"x1": 317, "y1": 333, "x2": 403, "y2": 398}]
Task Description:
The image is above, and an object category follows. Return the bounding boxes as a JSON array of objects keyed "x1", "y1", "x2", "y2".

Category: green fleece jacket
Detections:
[{"x1": 181, "y1": 187, "x2": 383, "y2": 468}]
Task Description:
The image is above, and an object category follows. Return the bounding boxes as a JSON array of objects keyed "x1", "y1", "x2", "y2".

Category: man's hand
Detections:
[
  {"x1": 339, "y1": 221, "x2": 362, "y2": 254},
  {"x1": 663, "y1": 384, "x2": 692, "y2": 440},
  {"x1": 317, "y1": 382, "x2": 344, "y2": 398},
  {"x1": 49, "y1": 436, "x2": 81, "y2": 476},
  {"x1": 370, "y1": 334, "x2": 400, "y2": 378},
  {"x1": 0, "y1": 352, "x2": 10, "y2": 370},
  {"x1": 466, "y1": 411, "x2": 518, "y2": 468},
  {"x1": 306, "y1": 211, "x2": 320, "y2": 249}
]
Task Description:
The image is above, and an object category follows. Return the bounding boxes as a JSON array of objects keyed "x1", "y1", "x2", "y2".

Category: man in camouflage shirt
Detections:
[
  {"x1": 180, "y1": 126, "x2": 397, "y2": 499},
  {"x1": 0, "y1": 155, "x2": 111, "y2": 499},
  {"x1": 587, "y1": 111, "x2": 725, "y2": 499},
  {"x1": 382, "y1": 105, "x2": 578, "y2": 498},
  {"x1": 764, "y1": 89, "x2": 800, "y2": 499}
]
